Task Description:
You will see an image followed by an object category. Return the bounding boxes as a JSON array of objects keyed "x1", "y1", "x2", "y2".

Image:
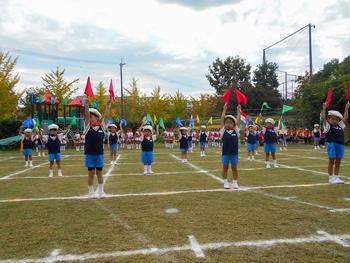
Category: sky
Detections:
[{"x1": 0, "y1": 0, "x2": 349, "y2": 98}]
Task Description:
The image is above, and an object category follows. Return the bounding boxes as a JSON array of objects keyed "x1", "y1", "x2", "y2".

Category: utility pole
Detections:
[
  {"x1": 308, "y1": 23, "x2": 315, "y2": 76},
  {"x1": 285, "y1": 72, "x2": 288, "y2": 101},
  {"x1": 119, "y1": 58, "x2": 126, "y2": 119}
]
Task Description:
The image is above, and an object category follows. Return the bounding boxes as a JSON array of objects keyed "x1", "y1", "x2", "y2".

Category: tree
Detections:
[
  {"x1": 206, "y1": 55, "x2": 251, "y2": 95},
  {"x1": 170, "y1": 90, "x2": 187, "y2": 120},
  {"x1": 253, "y1": 61, "x2": 279, "y2": 89},
  {"x1": 146, "y1": 86, "x2": 171, "y2": 121},
  {"x1": 94, "y1": 81, "x2": 107, "y2": 112},
  {"x1": 0, "y1": 52, "x2": 20, "y2": 120},
  {"x1": 124, "y1": 78, "x2": 143, "y2": 124},
  {"x1": 41, "y1": 67, "x2": 79, "y2": 103},
  {"x1": 191, "y1": 94, "x2": 214, "y2": 118}
]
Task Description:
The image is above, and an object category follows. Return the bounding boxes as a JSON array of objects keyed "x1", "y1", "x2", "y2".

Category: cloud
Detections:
[{"x1": 156, "y1": 0, "x2": 242, "y2": 10}]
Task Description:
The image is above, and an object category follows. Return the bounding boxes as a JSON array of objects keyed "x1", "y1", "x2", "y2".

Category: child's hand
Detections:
[
  {"x1": 237, "y1": 104, "x2": 241, "y2": 111},
  {"x1": 223, "y1": 103, "x2": 228, "y2": 110},
  {"x1": 345, "y1": 101, "x2": 350, "y2": 110},
  {"x1": 85, "y1": 99, "x2": 90, "y2": 106},
  {"x1": 322, "y1": 103, "x2": 326, "y2": 110}
]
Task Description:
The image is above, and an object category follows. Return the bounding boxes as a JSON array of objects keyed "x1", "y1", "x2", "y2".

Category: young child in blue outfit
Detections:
[
  {"x1": 108, "y1": 123, "x2": 122, "y2": 165},
  {"x1": 84, "y1": 98, "x2": 111, "y2": 198},
  {"x1": 263, "y1": 118, "x2": 281, "y2": 168},
  {"x1": 179, "y1": 127, "x2": 189, "y2": 163},
  {"x1": 246, "y1": 124, "x2": 256, "y2": 160},
  {"x1": 140, "y1": 124, "x2": 159, "y2": 174},
  {"x1": 220, "y1": 103, "x2": 241, "y2": 189},
  {"x1": 21, "y1": 128, "x2": 34, "y2": 167},
  {"x1": 199, "y1": 125, "x2": 207, "y2": 157},
  {"x1": 312, "y1": 124, "x2": 321, "y2": 150},
  {"x1": 322, "y1": 102, "x2": 349, "y2": 184}
]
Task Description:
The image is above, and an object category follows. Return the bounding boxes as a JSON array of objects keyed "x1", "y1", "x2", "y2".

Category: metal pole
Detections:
[
  {"x1": 308, "y1": 23, "x2": 313, "y2": 76},
  {"x1": 263, "y1": 49, "x2": 266, "y2": 65},
  {"x1": 285, "y1": 72, "x2": 288, "y2": 101},
  {"x1": 119, "y1": 58, "x2": 126, "y2": 119}
]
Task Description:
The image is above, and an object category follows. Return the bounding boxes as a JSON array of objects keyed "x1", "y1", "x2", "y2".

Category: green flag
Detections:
[
  {"x1": 259, "y1": 102, "x2": 271, "y2": 114},
  {"x1": 146, "y1": 114, "x2": 154, "y2": 126},
  {"x1": 34, "y1": 117, "x2": 40, "y2": 128},
  {"x1": 70, "y1": 116, "x2": 77, "y2": 126},
  {"x1": 281, "y1": 104, "x2": 294, "y2": 114},
  {"x1": 281, "y1": 120, "x2": 287, "y2": 129},
  {"x1": 158, "y1": 117, "x2": 165, "y2": 130}
]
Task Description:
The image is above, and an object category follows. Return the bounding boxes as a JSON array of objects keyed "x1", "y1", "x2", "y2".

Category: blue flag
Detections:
[
  {"x1": 176, "y1": 117, "x2": 183, "y2": 127},
  {"x1": 190, "y1": 115, "x2": 195, "y2": 127}
]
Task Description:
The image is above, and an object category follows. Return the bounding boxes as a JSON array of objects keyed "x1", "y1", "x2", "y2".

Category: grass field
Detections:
[{"x1": 0, "y1": 144, "x2": 349, "y2": 262}]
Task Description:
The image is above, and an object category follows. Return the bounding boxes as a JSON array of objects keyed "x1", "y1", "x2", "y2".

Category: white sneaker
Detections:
[
  {"x1": 329, "y1": 176, "x2": 344, "y2": 184},
  {"x1": 280, "y1": 147, "x2": 282, "y2": 151},
  {"x1": 29, "y1": 162, "x2": 33, "y2": 167},
  {"x1": 273, "y1": 162, "x2": 279, "y2": 168},
  {"x1": 314, "y1": 146, "x2": 317, "y2": 150},
  {"x1": 232, "y1": 181, "x2": 239, "y2": 189},
  {"x1": 223, "y1": 180, "x2": 230, "y2": 189},
  {"x1": 58, "y1": 170, "x2": 63, "y2": 177},
  {"x1": 25, "y1": 162, "x2": 29, "y2": 167},
  {"x1": 148, "y1": 169, "x2": 154, "y2": 174},
  {"x1": 49, "y1": 171, "x2": 53, "y2": 177},
  {"x1": 266, "y1": 163, "x2": 271, "y2": 169},
  {"x1": 38, "y1": 152, "x2": 41, "y2": 157},
  {"x1": 183, "y1": 159, "x2": 188, "y2": 163},
  {"x1": 251, "y1": 156, "x2": 255, "y2": 160},
  {"x1": 98, "y1": 191, "x2": 107, "y2": 198},
  {"x1": 110, "y1": 161, "x2": 114, "y2": 165},
  {"x1": 42, "y1": 153, "x2": 45, "y2": 157},
  {"x1": 284, "y1": 148, "x2": 287, "y2": 151},
  {"x1": 88, "y1": 191, "x2": 96, "y2": 199}
]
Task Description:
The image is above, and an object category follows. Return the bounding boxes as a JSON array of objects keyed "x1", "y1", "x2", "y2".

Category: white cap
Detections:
[
  {"x1": 247, "y1": 124, "x2": 255, "y2": 128},
  {"x1": 224, "y1": 115, "x2": 237, "y2": 123},
  {"x1": 328, "y1": 110, "x2": 343, "y2": 120},
  {"x1": 24, "y1": 128, "x2": 32, "y2": 133},
  {"x1": 48, "y1": 124, "x2": 59, "y2": 130},
  {"x1": 108, "y1": 124, "x2": 118, "y2": 129},
  {"x1": 200, "y1": 125, "x2": 206, "y2": 129},
  {"x1": 265, "y1": 118, "x2": 275, "y2": 125},
  {"x1": 142, "y1": 125, "x2": 153, "y2": 132},
  {"x1": 89, "y1": 108, "x2": 102, "y2": 119},
  {"x1": 180, "y1": 127, "x2": 188, "y2": 131},
  {"x1": 314, "y1": 124, "x2": 320, "y2": 127}
]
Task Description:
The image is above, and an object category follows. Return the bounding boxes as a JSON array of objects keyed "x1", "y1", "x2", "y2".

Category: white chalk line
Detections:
[
  {"x1": 94, "y1": 154, "x2": 120, "y2": 194},
  {"x1": 170, "y1": 153, "x2": 224, "y2": 183},
  {"x1": 0, "y1": 157, "x2": 15, "y2": 162},
  {"x1": 1, "y1": 231, "x2": 349, "y2": 262}
]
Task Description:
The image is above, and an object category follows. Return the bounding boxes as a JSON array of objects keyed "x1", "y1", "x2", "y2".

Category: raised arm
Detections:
[
  {"x1": 220, "y1": 103, "x2": 228, "y2": 128},
  {"x1": 321, "y1": 103, "x2": 327, "y2": 127},
  {"x1": 343, "y1": 101, "x2": 350, "y2": 125},
  {"x1": 103, "y1": 99, "x2": 112, "y2": 125},
  {"x1": 277, "y1": 117, "x2": 282, "y2": 130},
  {"x1": 63, "y1": 125, "x2": 71, "y2": 135},
  {"x1": 84, "y1": 98, "x2": 90, "y2": 126},
  {"x1": 236, "y1": 104, "x2": 241, "y2": 129}
]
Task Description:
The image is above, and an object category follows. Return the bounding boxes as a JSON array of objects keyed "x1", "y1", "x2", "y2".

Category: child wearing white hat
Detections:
[
  {"x1": 74, "y1": 129, "x2": 81, "y2": 151},
  {"x1": 321, "y1": 102, "x2": 350, "y2": 184},
  {"x1": 199, "y1": 125, "x2": 208, "y2": 157},
  {"x1": 179, "y1": 127, "x2": 189, "y2": 163},
  {"x1": 20, "y1": 127, "x2": 34, "y2": 167},
  {"x1": 220, "y1": 103, "x2": 241, "y2": 189},
  {"x1": 139, "y1": 124, "x2": 159, "y2": 174},
  {"x1": 263, "y1": 117, "x2": 282, "y2": 168},
  {"x1": 84, "y1": 99, "x2": 112, "y2": 198},
  {"x1": 41, "y1": 124, "x2": 70, "y2": 177},
  {"x1": 108, "y1": 123, "x2": 122, "y2": 164},
  {"x1": 245, "y1": 124, "x2": 257, "y2": 160}
]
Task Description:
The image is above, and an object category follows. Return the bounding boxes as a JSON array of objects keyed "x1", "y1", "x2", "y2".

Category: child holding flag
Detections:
[
  {"x1": 108, "y1": 123, "x2": 122, "y2": 164},
  {"x1": 263, "y1": 118, "x2": 282, "y2": 168},
  {"x1": 322, "y1": 102, "x2": 349, "y2": 184},
  {"x1": 312, "y1": 124, "x2": 321, "y2": 149},
  {"x1": 199, "y1": 125, "x2": 208, "y2": 157},
  {"x1": 178, "y1": 127, "x2": 189, "y2": 162},
  {"x1": 220, "y1": 103, "x2": 241, "y2": 189},
  {"x1": 84, "y1": 98, "x2": 112, "y2": 198},
  {"x1": 20, "y1": 128, "x2": 34, "y2": 167},
  {"x1": 245, "y1": 124, "x2": 257, "y2": 160}
]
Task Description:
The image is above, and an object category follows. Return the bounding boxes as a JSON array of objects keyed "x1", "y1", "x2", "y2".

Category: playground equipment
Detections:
[{"x1": 0, "y1": 135, "x2": 21, "y2": 149}]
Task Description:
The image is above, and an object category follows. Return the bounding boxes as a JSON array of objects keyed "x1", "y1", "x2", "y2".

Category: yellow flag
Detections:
[
  {"x1": 254, "y1": 115, "x2": 262, "y2": 124},
  {"x1": 196, "y1": 115, "x2": 200, "y2": 124},
  {"x1": 208, "y1": 117, "x2": 213, "y2": 124},
  {"x1": 153, "y1": 114, "x2": 157, "y2": 123}
]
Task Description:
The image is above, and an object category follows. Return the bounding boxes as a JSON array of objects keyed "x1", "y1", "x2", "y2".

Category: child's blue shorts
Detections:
[
  {"x1": 37, "y1": 144, "x2": 45, "y2": 149},
  {"x1": 221, "y1": 154, "x2": 239, "y2": 165},
  {"x1": 327, "y1": 142, "x2": 344, "y2": 159},
  {"x1": 247, "y1": 143, "x2": 256, "y2": 152},
  {"x1": 314, "y1": 137, "x2": 320, "y2": 142},
  {"x1": 188, "y1": 141, "x2": 193, "y2": 147},
  {"x1": 22, "y1": 149, "x2": 32, "y2": 156},
  {"x1": 264, "y1": 143, "x2": 276, "y2": 153},
  {"x1": 199, "y1": 142, "x2": 206, "y2": 147},
  {"x1": 180, "y1": 148, "x2": 188, "y2": 153},
  {"x1": 141, "y1": 151, "x2": 154, "y2": 164},
  {"x1": 85, "y1": 154, "x2": 104, "y2": 168},
  {"x1": 110, "y1": 143, "x2": 118, "y2": 152},
  {"x1": 48, "y1": 153, "x2": 61, "y2": 161}
]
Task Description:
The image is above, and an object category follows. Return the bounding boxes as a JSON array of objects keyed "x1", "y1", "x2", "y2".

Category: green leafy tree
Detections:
[
  {"x1": 94, "y1": 81, "x2": 107, "y2": 112},
  {"x1": 170, "y1": 90, "x2": 187, "y2": 120},
  {"x1": 0, "y1": 52, "x2": 20, "y2": 120}
]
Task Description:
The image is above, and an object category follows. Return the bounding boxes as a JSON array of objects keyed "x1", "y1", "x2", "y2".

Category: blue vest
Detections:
[
  {"x1": 222, "y1": 130, "x2": 238, "y2": 155},
  {"x1": 180, "y1": 135, "x2": 189, "y2": 149},
  {"x1": 264, "y1": 128, "x2": 277, "y2": 144},
  {"x1": 188, "y1": 135, "x2": 192, "y2": 141},
  {"x1": 247, "y1": 132, "x2": 257, "y2": 144},
  {"x1": 23, "y1": 138, "x2": 33, "y2": 149},
  {"x1": 46, "y1": 136, "x2": 61, "y2": 154},
  {"x1": 37, "y1": 137, "x2": 44, "y2": 146},
  {"x1": 199, "y1": 132, "x2": 207, "y2": 142},
  {"x1": 314, "y1": 131, "x2": 320, "y2": 138},
  {"x1": 85, "y1": 126, "x2": 105, "y2": 155},
  {"x1": 109, "y1": 133, "x2": 118, "y2": 144},
  {"x1": 326, "y1": 125, "x2": 344, "y2": 144},
  {"x1": 142, "y1": 137, "x2": 154, "y2": 152}
]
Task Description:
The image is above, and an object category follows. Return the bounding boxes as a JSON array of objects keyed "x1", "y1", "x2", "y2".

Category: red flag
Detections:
[
  {"x1": 234, "y1": 88, "x2": 248, "y2": 105},
  {"x1": 84, "y1": 76, "x2": 94, "y2": 97},
  {"x1": 109, "y1": 79, "x2": 115, "y2": 101},
  {"x1": 347, "y1": 81, "x2": 350, "y2": 101},
  {"x1": 221, "y1": 87, "x2": 231, "y2": 104},
  {"x1": 324, "y1": 87, "x2": 332, "y2": 109}
]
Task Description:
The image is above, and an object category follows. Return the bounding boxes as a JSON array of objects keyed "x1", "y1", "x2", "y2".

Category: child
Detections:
[
  {"x1": 179, "y1": 127, "x2": 189, "y2": 163},
  {"x1": 37, "y1": 129, "x2": 45, "y2": 157},
  {"x1": 134, "y1": 129, "x2": 142, "y2": 150},
  {"x1": 21, "y1": 128, "x2": 34, "y2": 167},
  {"x1": 108, "y1": 123, "x2": 121, "y2": 164},
  {"x1": 80, "y1": 134, "x2": 85, "y2": 151},
  {"x1": 263, "y1": 118, "x2": 281, "y2": 168},
  {"x1": 84, "y1": 98, "x2": 111, "y2": 198},
  {"x1": 246, "y1": 124, "x2": 256, "y2": 160},
  {"x1": 140, "y1": 124, "x2": 159, "y2": 174},
  {"x1": 312, "y1": 124, "x2": 321, "y2": 150},
  {"x1": 278, "y1": 130, "x2": 288, "y2": 151},
  {"x1": 199, "y1": 125, "x2": 207, "y2": 157},
  {"x1": 188, "y1": 128, "x2": 193, "y2": 153},
  {"x1": 74, "y1": 129, "x2": 81, "y2": 151},
  {"x1": 322, "y1": 102, "x2": 349, "y2": 184},
  {"x1": 220, "y1": 103, "x2": 241, "y2": 189},
  {"x1": 255, "y1": 126, "x2": 260, "y2": 155},
  {"x1": 42, "y1": 124, "x2": 70, "y2": 177},
  {"x1": 61, "y1": 132, "x2": 67, "y2": 151}
]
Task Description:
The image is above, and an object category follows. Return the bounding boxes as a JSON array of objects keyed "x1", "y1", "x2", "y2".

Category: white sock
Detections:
[
  {"x1": 58, "y1": 169, "x2": 62, "y2": 175},
  {"x1": 273, "y1": 160, "x2": 277, "y2": 165},
  {"x1": 49, "y1": 169, "x2": 53, "y2": 173},
  {"x1": 98, "y1": 184, "x2": 104, "y2": 193},
  {"x1": 26, "y1": 161, "x2": 29, "y2": 165},
  {"x1": 223, "y1": 179, "x2": 228, "y2": 183},
  {"x1": 144, "y1": 165, "x2": 148, "y2": 173},
  {"x1": 88, "y1": 185, "x2": 94, "y2": 192},
  {"x1": 232, "y1": 179, "x2": 237, "y2": 183},
  {"x1": 29, "y1": 161, "x2": 33, "y2": 165}
]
